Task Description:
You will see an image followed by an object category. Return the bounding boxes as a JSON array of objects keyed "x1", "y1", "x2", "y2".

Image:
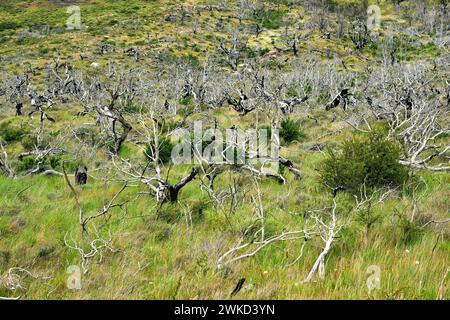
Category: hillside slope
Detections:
[{"x1": 0, "y1": 0, "x2": 449, "y2": 299}]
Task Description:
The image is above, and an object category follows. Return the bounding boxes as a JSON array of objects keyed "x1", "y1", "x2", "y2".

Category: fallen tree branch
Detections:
[
  {"x1": 304, "y1": 199, "x2": 340, "y2": 283},
  {"x1": 0, "y1": 141, "x2": 13, "y2": 176}
]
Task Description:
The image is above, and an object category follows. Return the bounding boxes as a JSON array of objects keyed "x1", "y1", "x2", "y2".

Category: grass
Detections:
[{"x1": 0, "y1": 137, "x2": 448, "y2": 299}]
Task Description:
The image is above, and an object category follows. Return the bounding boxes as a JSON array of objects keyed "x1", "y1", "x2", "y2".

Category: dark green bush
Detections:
[
  {"x1": 279, "y1": 118, "x2": 305, "y2": 144},
  {"x1": 0, "y1": 122, "x2": 27, "y2": 143},
  {"x1": 259, "y1": 48, "x2": 270, "y2": 56},
  {"x1": 0, "y1": 21, "x2": 19, "y2": 32},
  {"x1": 121, "y1": 101, "x2": 143, "y2": 114},
  {"x1": 48, "y1": 156, "x2": 61, "y2": 170},
  {"x1": 179, "y1": 96, "x2": 193, "y2": 106},
  {"x1": 320, "y1": 128, "x2": 409, "y2": 195},
  {"x1": 260, "y1": 10, "x2": 285, "y2": 30},
  {"x1": 16, "y1": 157, "x2": 37, "y2": 173},
  {"x1": 144, "y1": 138, "x2": 174, "y2": 164}
]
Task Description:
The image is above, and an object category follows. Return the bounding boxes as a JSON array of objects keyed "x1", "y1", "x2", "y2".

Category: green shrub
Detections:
[
  {"x1": 320, "y1": 128, "x2": 409, "y2": 195},
  {"x1": 61, "y1": 159, "x2": 83, "y2": 173},
  {"x1": 21, "y1": 135, "x2": 37, "y2": 151},
  {"x1": 48, "y1": 156, "x2": 61, "y2": 170},
  {"x1": 0, "y1": 122, "x2": 27, "y2": 143},
  {"x1": 190, "y1": 199, "x2": 208, "y2": 223},
  {"x1": 179, "y1": 96, "x2": 193, "y2": 106},
  {"x1": 121, "y1": 101, "x2": 142, "y2": 114},
  {"x1": 144, "y1": 138, "x2": 174, "y2": 164},
  {"x1": 16, "y1": 157, "x2": 37, "y2": 172},
  {"x1": 0, "y1": 21, "x2": 19, "y2": 32},
  {"x1": 259, "y1": 48, "x2": 270, "y2": 56},
  {"x1": 392, "y1": 210, "x2": 424, "y2": 245},
  {"x1": 279, "y1": 118, "x2": 305, "y2": 144},
  {"x1": 259, "y1": 10, "x2": 285, "y2": 30}
]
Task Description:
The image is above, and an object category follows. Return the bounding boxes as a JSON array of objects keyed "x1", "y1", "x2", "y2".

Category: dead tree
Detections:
[
  {"x1": 217, "y1": 178, "x2": 314, "y2": 269},
  {"x1": 0, "y1": 142, "x2": 13, "y2": 177},
  {"x1": 15, "y1": 102, "x2": 23, "y2": 116},
  {"x1": 397, "y1": 111, "x2": 450, "y2": 171},
  {"x1": 62, "y1": 161, "x2": 130, "y2": 274},
  {"x1": 304, "y1": 199, "x2": 341, "y2": 282},
  {"x1": 157, "y1": 168, "x2": 199, "y2": 203},
  {"x1": 75, "y1": 166, "x2": 88, "y2": 185},
  {"x1": 4, "y1": 68, "x2": 30, "y2": 112},
  {"x1": 324, "y1": 89, "x2": 351, "y2": 111},
  {"x1": 113, "y1": 153, "x2": 199, "y2": 203},
  {"x1": 360, "y1": 62, "x2": 449, "y2": 171},
  {"x1": 46, "y1": 58, "x2": 81, "y2": 100},
  {"x1": 111, "y1": 96, "x2": 200, "y2": 203},
  {"x1": 28, "y1": 94, "x2": 56, "y2": 146},
  {"x1": 124, "y1": 47, "x2": 140, "y2": 61},
  {"x1": 99, "y1": 78, "x2": 134, "y2": 154},
  {"x1": 69, "y1": 66, "x2": 135, "y2": 155},
  {"x1": 279, "y1": 96, "x2": 309, "y2": 117},
  {"x1": 226, "y1": 90, "x2": 255, "y2": 116},
  {"x1": 218, "y1": 31, "x2": 248, "y2": 71},
  {"x1": 279, "y1": 156, "x2": 302, "y2": 180},
  {"x1": 349, "y1": 20, "x2": 370, "y2": 50},
  {"x1": 179, "y1": 66, "x2": 211, "y2": 105}
]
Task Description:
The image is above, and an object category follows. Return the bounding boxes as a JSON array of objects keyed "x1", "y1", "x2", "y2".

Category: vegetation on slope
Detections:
[{"x1": 0, "y1": 0, "x2": 448, "y2": 300}]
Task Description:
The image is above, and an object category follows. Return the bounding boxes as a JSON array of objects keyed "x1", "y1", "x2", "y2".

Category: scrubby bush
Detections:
[
  {"x1": 279, "y1": 118, "x2": 305, "y2": 144},
  {"x1": 61, "y1": 159, "x2": 83, "y2": 172},
  {"x1": 0, "y1": 21, "x2": 19, "y2": 32},
  {"x1": 256, "y1": 10, "x2": 285, "y2": 30},
  {"x1": 190, "y1": 199, "x2": 208, "y2": 223},
  {"x1": 121, "y1": 101, "x2": 143, "y2": 114},
  {"x1": 21, "y1": 135, "x2": 37, "y2": 151},
  {"x1": 16, "y1": 157, "x2": 37, "y2": 173},
  {"x1": 320, "y1": 127, "x2": 409, "y2": 195},
  {"x1": 48, "y1": 156, "x2": 61, "y2": 170},
  {"x1": 144, "y1": 137, "x2": 174, "y2": 164},
  {"x1": 0, "y1": 122, "x2": 27, "y2": 143},
  {"x1": 392, "y1": 210, "x2": 424, "y2": 245}
]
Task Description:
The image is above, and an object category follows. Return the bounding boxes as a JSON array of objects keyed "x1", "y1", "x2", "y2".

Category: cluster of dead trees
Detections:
[
  {"x1": 0, "y1": 52, "x2": 448, "y2": 184},
  {"x1": 0, "y1": 41, "x2": 448, "y2": 277},
  {"x1": 0, "y1": 0, "x2": 449, "y2": 288}
]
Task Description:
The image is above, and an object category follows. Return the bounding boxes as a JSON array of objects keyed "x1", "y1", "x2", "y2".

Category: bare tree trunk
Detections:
[
  {"x1": 158, "y1": 168, "x2": 198, "y2": 203},
  {"x1": 304, "y1": 200, "x2": 338, "y2": 282}
]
